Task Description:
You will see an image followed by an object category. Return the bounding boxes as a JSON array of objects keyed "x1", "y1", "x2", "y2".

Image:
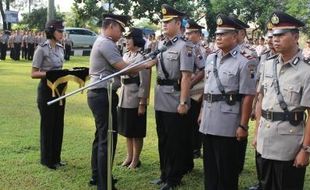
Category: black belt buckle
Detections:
[
  {"x1": 173, "y1": 81, "x2": 180, "y2": 91},
  {"x1": 289, "y1": 112, "x2": 302, "y2": 126},
  {"x1": 265, "y1": 110, "x2": 273, "y2": 121},
  {"x1": 225, "y1": 94, "x2": 236, "y2": 106},
  {"x1": 205, "y1": 94, "x2": 212, "y2": 103}
]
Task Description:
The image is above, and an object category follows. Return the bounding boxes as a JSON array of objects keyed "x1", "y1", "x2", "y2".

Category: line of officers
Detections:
[
  {"x1": 0, "y1": 30, "x2": 46, "y2": 61},
  {"x1": 86, "y1": 4, "x2": 310, "y2": 190}
]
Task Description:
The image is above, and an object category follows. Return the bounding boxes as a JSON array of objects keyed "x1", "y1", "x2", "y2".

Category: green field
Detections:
[{"x1": 0, "y1": 56, "x2": 309, "y2": 190}]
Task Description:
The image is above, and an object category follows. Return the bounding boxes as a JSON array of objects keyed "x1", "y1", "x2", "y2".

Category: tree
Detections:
[{"x1": 18, "y1": 7, "x2": 64, "y2": 30}]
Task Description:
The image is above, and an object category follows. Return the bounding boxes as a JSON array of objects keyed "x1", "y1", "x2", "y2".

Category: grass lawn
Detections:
[{"x1": 0, "y1": 56, "x2": 309, "y2": 190}]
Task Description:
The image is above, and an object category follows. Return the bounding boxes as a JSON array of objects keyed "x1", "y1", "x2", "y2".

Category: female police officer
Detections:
[{"x1": 31, "y1": 20, "x2": 66, "y2": 170}]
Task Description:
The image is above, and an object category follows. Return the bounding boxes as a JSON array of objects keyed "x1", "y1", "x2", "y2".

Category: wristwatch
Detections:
[
  {"x1": 180, "y1": 101, "x2": 187, "y2": 105},
  {"x1": 302, "y1": 145, "x2": 310, "y2": 153},
  {"x1": 239, "y1": 124, "x2": 249, "y2": 132}
]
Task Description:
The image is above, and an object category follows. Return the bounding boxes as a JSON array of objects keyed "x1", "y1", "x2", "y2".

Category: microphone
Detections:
[{"x1": 144, "y1": 45, "x2": 167, "y2": 59}]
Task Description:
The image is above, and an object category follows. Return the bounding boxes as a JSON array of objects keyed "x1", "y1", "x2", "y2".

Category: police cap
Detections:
[
  {"x1": 161, "y1": 4, "x2": 186, "y2": 22},
  {"x1": 270, "y1": 11, "x2": 305, "y2": 35},
  {"x1": 228, "y1": 14, "x2": 249, "y2": 29},
  {"x1": 45, "y1": 20, "x2": 64, "y2": 32},
  {"x1": 102, "y1": 14, "x2": 131, "y2": 32},
  {"x1": 215, "y1": 14, "x2": 240, "y2": 34},
  {"x1": 266, "y1": 22, "x2": 273, "y2": 38},
  {"x1": 185, "y1": 19, "x2": 204, "y2": 33}
]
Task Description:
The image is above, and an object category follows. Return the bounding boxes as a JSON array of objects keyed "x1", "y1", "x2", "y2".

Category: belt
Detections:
[
  {"x1": 203, "y1": 93, "x2": 242, "y2": 103},
  {"x1": 157, "y1": 78, "x2": 180, "y2": 91},
  {"x1": 122, "y1": 76, "x2": 140, "y2": 85},
  {"x1": 261, "y1": 110, "x2": 305, "y2": 126}
]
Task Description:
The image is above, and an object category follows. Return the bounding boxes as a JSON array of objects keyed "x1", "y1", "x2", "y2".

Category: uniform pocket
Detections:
[
  {"x1": 282, "y1": 85, "x2": 301, "y2": 105},
  {"x1": 161, "y1": 85, "x2": 175, "y2": 94},
  {"x1": 221, "y1": 68, "x2": 238, "y2": 88},
  {"x1": 220, "y1": 102, "x2": 240, "y2": 114},
  {"x1": 277, "y1": 125, "x2": 304, "y2": 136}
]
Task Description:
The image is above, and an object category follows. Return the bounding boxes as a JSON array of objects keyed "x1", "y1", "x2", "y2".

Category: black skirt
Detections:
[{"x1": 117, "y1": 107, "x2": 146, "y2": 138}]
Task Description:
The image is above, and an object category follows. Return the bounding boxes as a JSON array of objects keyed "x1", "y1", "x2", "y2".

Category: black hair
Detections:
[
  {"x1": 126, "y1": 36, "x2": 145, "y2": 49},
  {"x1": 45, "y1": 26, "x2": 55, "y2": 40}
]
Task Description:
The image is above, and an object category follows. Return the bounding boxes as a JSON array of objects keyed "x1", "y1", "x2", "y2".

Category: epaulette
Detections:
[
  {"x1": 56, "y1": 42, "x2": 64, "y2": 48},
  {"x1": 240, "y1": 50, "x2": 255, "y2": 60},
  {"x1": 304, "y1": 57, "x2": 310, "y2": 65},
  {"x1": 261, "y1": 49, "x2": 270, "y2": 55},
  {"x1": 39, "y1": 42, "x2": 48, "y2": 47},
  {"x1": 180, "y1": 36, "x2": 187, "y2": 41},
  {"x1": 266, "y1": 54, "x2": 279, "y2": 60}
]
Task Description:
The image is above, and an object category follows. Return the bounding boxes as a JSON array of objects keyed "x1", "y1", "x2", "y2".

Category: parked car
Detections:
[{"x1": 64, "y1": 27, "x2": 97, "y2": 48}]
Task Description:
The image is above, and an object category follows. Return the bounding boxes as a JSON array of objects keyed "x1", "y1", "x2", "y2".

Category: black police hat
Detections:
[
  {"x1": 215, "y1": 14, "x2": 240, "y2": 34},
  {"x1": 45, "y1": 20, "x2": 64, "y2": 31},
  {"x1": 185, "y1": 19, "x2": 204, "y2": 33},
  {"x1": 102, "y1": 14, "x2": 131, "y2": 31},
  {"x1": 161, "y1": 4, "x2": 186, "y2": 22},
  {"x1": 270, "y1": 11, "x2": 305, "y2": 35},
  {"x1": 228, "y1": 14, "x2": 249, "y2": 29}
]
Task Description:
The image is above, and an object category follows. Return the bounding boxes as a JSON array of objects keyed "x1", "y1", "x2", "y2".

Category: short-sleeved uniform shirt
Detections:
[
  {"x1": 89, "y1": 35, "x2": 124, "y2": 90},
  {"x1": 154, "y1": 35, "x2": 195, "y2": 112},
  {"x1": 256, "y1": 50, "x2": 310, "y2": 161},
  {"x1": 118, "y1": 51, "x2": 151, "y2": 108},
  {"x1": 199, "y1": 46, "x2": 257, "y2": 137},
  {"x1": 32, "y1": 40, "x2": 64, "y2": 71}
]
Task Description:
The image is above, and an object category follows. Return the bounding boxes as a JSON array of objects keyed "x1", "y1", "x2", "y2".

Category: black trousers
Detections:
[
  {"x1": 189, "y1": 98, "x2": 202, "y2": 152},
  {"x1": 64, "y1": 45, "x2": 72, "y2": 60},
  {"x1": 155, "y1": 111, "x2": 191, "y2": 186},
  {"x1": 237, "y1": 137, "x2": 248, "y2": 174},
  {"x1": 260, "y1": 157, "x2": 306, "y2": 190},
  {"x1": 37, "y1": 79, "x2": 66, "y2": 166},
  {"x1": 88, "y1": 88, "x2": 118, "y2": 190},
  {"x1": 255, "y1": 151, "x2": 263, "y2": 189},
  {"x1": 28, "y1": 43, "x2": 34, "y2": 60},
  {"x1": 13, "y1": 43, "x2": 21, "y2": 60},
  {"x1": 202, "y1": 134, "x2": 239, "y2": 190},
  {"x1": 0, "y1": 43, "x2": 7, "y2": 60}
]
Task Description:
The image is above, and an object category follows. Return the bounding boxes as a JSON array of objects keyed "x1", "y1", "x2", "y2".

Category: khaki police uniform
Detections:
[
  {"x1": 32, "y1": 39, "x2": 66, "y2": 168},
  {"x1": 257, "y1": 51, "x2": 310, "y2": 189},
  {"x1": 199, "y1": 14, "x2": 256, "y2": 190},
  {"x1": 13, "y1": 32, "x2": 22, "y2": 60},
  {"x1": 155, "y1": 32, "x2": 195, "y2": 187},
  {"x1": 27, "y1": 33, "x2": 35, "y2": 60},
  {"x1": 63, "y1": 37, "x2": 73, "y2": 61},
  {"x1": 22, "y1": 33, "x2": 28, "y2": 59},
  {"x1": 87, "y1": 13, "x2": 130, "y2": 190},
  {"x1": 118, "y1": 51, "x2": 151, "y2": 138},
  {"x1": 256, "y1": 11, "x2": 310, "y2": 190}
]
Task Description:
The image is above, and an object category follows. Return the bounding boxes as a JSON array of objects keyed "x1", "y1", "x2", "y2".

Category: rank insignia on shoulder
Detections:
[
  {"x1": 292, "y1": 57, "x2": 300, "y2": 65},
  {"x1": 172, "y1": 37, "x2": 178, "y2": 43},
  {"x1": 232, "y1": 50, "x2": 237, "y2": 56},
  {"x1": 241, "y1": 50, "x2": 255, "y2": 60},
  {"x1": 266, "y1": 54, "x2": 278, "y2": 60}
]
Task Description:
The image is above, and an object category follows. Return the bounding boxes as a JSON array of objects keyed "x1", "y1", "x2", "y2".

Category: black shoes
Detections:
[
  {"x1": 89, "y1": 178, "x2": 97, "y2": 186},
  {"x1": 45, "y1": 161, "x2": 66, "y2": 170},
  {"x1": 159, "y1": 183, "x2": 177, "y2": 190},
  {"x1": 150, "y1": 178, "x2": 165, "y2": 185},
  {"x1": 248, "y1": 184, "x2": 262, "y2": 190}
]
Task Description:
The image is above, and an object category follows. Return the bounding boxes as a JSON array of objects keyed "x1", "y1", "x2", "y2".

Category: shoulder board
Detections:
[
  {"x1": 39, "y1": 42, "x2": 47, "y2": 47},
  {"x1": 240, "y1": 50, "x2": 255, "y2": 60},
  {"x1": 180, "y1": 36, "x2": 187, "y2": 41},
  {"x1": 56, "y1": 43, "x2": 63, "y2": 48},
  {"x1": 266, "y1": 54, "x2": 278, "y2": 60},
  {"x1": 304, "y1": 57, "x2": 310, "y2": 65},
  {"x1": 261, "y1": 49, "x2": 270, "y2": 55}
]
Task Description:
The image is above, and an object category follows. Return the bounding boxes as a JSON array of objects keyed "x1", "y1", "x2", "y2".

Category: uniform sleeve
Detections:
[
  {"x1": 300, "y1": 73, "x2": 310, "y2": 108},
  {"x1": 138, "y1": 69, "x2": 151, "y2": 99},
  {"x1": 194, "y1": 46, "x2": 205, "y2": 70},
  {"x1": 239, "y1": 59, "x2": 257, "y2": 95},
  {"x1": 100, "y1": 40, "x2": 123, "y2": 65},
  {"x1": 256, "y1": 61, "x2": 265, "y2": 94},
  {"x1": 32, "y1": 47, "x2": 44, "y2": 69},
  {"x1": 180, "y1": 43, "x2": 194, "y2": 72}
]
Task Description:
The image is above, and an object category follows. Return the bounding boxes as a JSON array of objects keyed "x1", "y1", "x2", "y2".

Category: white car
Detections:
[{"x1": 64, "y1": 27, "x2": 97, "y2": 48}]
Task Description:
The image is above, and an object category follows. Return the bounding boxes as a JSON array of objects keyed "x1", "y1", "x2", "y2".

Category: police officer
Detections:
[
  {"x1": 249, "y1": 21, "x2": 278, "y2": 190},
  {"x1": 0, "y1": 30, "x2": 9, "y2": 60},
  {"x1": 118, "y1": 28, "x2": 151, "y2": 169},
  {"x1": 27, "y1": 31, "x2": 36, "y2": 60},
  {"x1": 31, "y1": 20, "x2": 66, "y2": 170},
  {"x1": 147, "y1": 4, "x2": 194, "y2": 190},
  {"x1": 255, "y1": 11, "x2": 310, "y2": 190},
  {"x1": 63, "y1": 33, "x2": 73, "y2": 61},
  {"x1": 22, "y1": 30, "x2": 28, "y2": 60},
  {"x1": 87, "y1": 14, "x2": 147, "y2": 190},
  {"x1": 198, "y1": 14, "x2": 256, "y2": 190},
  {"x1": 185, "y1": 19, "x2": 206, "y2": 160},
  {"x1": 13, "y1": 30, "x2": 22, "y2": 60}
]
